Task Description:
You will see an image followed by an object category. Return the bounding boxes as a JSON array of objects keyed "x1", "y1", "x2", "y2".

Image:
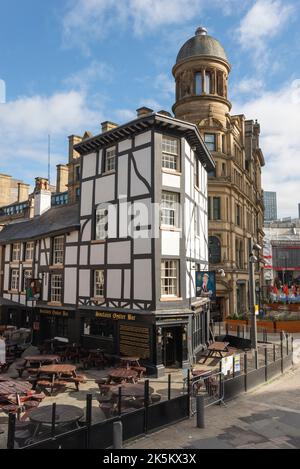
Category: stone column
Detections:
[{"x1": 202, "y1": 68, "x2": 206, "y2": 93}]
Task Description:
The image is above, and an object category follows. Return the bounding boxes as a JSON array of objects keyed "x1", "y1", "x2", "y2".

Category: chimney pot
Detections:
[
  {"x1": 101, "y1": 121, "x2": 119, "y2": 133},
  {"x1": 136, "y1": 107, "x2": 154, "y2": 118}
]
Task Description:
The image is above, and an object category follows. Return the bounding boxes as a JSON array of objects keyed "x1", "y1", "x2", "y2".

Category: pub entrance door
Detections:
[{"x1": 162, "y1": 327, "x2": 183, "y2": 368}]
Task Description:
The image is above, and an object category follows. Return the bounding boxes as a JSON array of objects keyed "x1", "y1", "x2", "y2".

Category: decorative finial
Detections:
[{"x1": 196, "y1": 27, "x2": 208, "y2": 36}]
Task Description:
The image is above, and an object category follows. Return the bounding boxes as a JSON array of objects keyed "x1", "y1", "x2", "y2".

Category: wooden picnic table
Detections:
[
  {"x1": 202, "y1": 342, "x2": 230, "y2": 363},
  {"x1": 29, "y1": 405, "x2": 84, "y2": 438},
  {"x1": 108, "y1": 368, "x2": 138, "y2": 383},
  {"x1": 120, "y1": 357, "x2": 140, "y2": 368},
  {"x1": 38, "y1": 364, "x2": 77, "y2": 376},
  {"x1": 34, "y1": 364, "x2": 80, "y2": 395},
  {"x1": 0, "y1": 379, "x2": 32, "y2": 397},
  {"x1": 17, "y1": 355, "x2": 61, "y2": 378},
  {"x1": 110, "y1": 383, "x2": 154, "y2": 397}
]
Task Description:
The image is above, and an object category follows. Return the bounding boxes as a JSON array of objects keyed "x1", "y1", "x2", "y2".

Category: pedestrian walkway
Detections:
[{"x1": 126, "y1": 366, "x2": 300, "y2": 450}]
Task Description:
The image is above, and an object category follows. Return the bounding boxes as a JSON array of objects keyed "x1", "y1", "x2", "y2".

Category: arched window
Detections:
[
  {"x1": 195, "y1": 73, "x2": 202, "y2": 95},
  {"x1": 209, "y1": 236, "x2": 221, "y2": 264},
  {"x1": 205, "y1": 72, "x2": 212, "y2": 94}
]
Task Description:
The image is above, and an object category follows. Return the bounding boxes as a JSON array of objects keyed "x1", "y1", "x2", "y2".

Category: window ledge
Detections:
[
  {"x1": 91, "y1": 240, "x2": 106, "y2": 245},
  {"x1": 102, "y1": 170, "x2": 116, "y2": 177},
  {"x1": 162, "y1": 169, "x2": 182, "y2": 176},
  {"x1": 49, "y1": 265, "x2": 64, "y2": 270},
  {"x1": 8, "y1": 290, "x2": 19, "y2": 294},
  {"x1": 160, "y1": 226, "x2": 182, "y2": 233},
  {"x1": 47, "y1": 302, "x2": 63, "y2": 307},
  {"x1": 91, "y1": 297, "x2": 105, "y2": 302},
  {"x1": 160, "y1": 297, "x2": 183, "y2": 302}
]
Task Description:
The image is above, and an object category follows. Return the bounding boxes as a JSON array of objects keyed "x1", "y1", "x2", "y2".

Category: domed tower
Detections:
[
  {"x1": 172, "y1": 27, "x2": 231, "y2": 128},
  {"x1": 172, "y1": 28, "x2": 265, "y2": 320}
]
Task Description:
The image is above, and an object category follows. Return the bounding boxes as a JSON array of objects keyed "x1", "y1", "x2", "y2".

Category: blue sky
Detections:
[{"x1": 0, "y1": 0, "x2": 299, "y2": 217}]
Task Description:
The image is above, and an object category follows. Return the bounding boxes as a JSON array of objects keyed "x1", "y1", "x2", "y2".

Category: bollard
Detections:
[
  {"x1": 113, "y1": 421, "x2": 123, "y2": 449},
  {"x1": 196, "y1": 395, "x2": 205, "y2": 429}
]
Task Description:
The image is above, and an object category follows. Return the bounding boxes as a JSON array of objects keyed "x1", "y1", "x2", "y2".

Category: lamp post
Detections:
[{"x1": 249, "y1": 241, "x2": 262, "y2": 350}]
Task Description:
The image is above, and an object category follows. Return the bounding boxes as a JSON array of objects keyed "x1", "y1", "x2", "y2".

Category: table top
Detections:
[
  {"x1": 29, "y1": 405, "x2": 84, "y2": 425},
  {"x1": 24, "y1": 355, "x2": 60, "y2": 364},
  {"x1": 0, "y1": 380, "x2": 32, "y2": 396},
  {"x1": 110, "y1": 383, "x2": 154, "y2": 397},
  {"x1": 109, "y1": 368, "x2": 138, "y2": 380},
  {"x1": 38, "y1": 364, "x2": 76, "y2": 375},
  {"x1": 120, "y1": 357, "x2": 140, "y2": 363},
  {"x1": 208, "y1": 342, "x2": 230, "y2": 352},
  {"x1": 192, "y1": 369, "x2": 213, "y2": 377}
]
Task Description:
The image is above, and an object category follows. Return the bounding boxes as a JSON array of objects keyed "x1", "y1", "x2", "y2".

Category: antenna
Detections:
[{"x1": 48, "y1": 134, "x2": 51, "y2": 185}]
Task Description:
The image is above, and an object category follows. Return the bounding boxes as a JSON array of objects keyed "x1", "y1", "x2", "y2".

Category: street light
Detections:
[{"x1": 249, "y1": 241, "x2": 261, "y2": 350}]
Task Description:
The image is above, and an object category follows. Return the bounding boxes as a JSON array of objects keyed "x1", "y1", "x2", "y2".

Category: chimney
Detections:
[
  {"x1": 68, "y1": 135, "x2": 83, "y2": 164},
  {"x1": 101, "y1": 121, "x2": 119, "y2": 133},
  {"x1": 34, "y1": 177, "x2": 51, "y2": 217},
  {"x1": 17, "y1": 182, "x2": 30, "y2": 203},
  {"x1": 136, "y1": 107, "x2": 154, "y2": 118},
  {"x1": 158, "y1": 110, "x2": 172, "y2": 118},
  {"x1": 56, "y1": 165, "x2": 69, "y2": 193}
]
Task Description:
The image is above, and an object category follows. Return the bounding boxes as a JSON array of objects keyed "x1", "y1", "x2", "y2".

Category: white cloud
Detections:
[
  {"x1": 154, "y1": 73, "x2": 174, "y2": 99},
  {"x1": 64, "y1": 61, "x2": 114, "y2": 90},
  {"x1": 233, "y1": 77, "x2": 265, "y2": 96},
  {"x1": 0, "y1": 90, "x2": 102, "y2": 183},
  {"x1": 62, "y1": 0, "x2": 245, "y2": 47},
  {"x1": 233, "y1": 79, "x2": 300, "y2": 218},
  {"x1": 236, "y1": 0, "x2": 294, "y2": 69}
]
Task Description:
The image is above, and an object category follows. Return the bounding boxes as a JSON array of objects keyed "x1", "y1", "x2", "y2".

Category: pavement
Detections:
[{"x1": 125, "y1": 365, "x2": 300, "y2": 450}]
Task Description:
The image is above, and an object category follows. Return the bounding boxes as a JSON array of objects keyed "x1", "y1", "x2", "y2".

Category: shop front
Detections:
[
  {"x1": 0, "y1": 298, "x2": 36, "y2": 330},
  {"x1": 80, "y1": 309, "x2": 156, "y2": 370},
  {"x1": 36, "y1": 307, "x2": 79, "y2": 345}
]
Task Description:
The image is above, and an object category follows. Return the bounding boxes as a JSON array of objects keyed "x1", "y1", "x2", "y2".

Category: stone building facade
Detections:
[{"x1": 172, "y1": 27, "x2": 265, "y2": 318}]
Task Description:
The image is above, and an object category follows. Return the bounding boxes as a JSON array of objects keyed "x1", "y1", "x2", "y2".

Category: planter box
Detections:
[
  {"x1": 273, "y1": 321, "x2": 300, "y2": 333},
  {"x1": 256, "y1": 320, "x2": 276, "y2": 332},
  {"x1": 225, "y1": 319, "x2": 300, "y2": 333}
]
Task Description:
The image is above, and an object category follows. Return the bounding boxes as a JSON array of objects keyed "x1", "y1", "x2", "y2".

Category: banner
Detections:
[
  {"x1": 26, "y1": 279, "x2": 41, "y2": 300},
  {"x1": 196, "y1": 271, "x2": 216, "y2": 299}
]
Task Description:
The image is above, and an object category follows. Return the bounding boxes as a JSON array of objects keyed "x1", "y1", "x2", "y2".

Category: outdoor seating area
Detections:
[{"x1": 0, "y1": 327, "x2": 32, "y2": 374}]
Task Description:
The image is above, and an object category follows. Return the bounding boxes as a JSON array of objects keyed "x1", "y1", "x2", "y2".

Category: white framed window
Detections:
[
  {"x1": 23, "y1": 269, "x2": 32, "y2": 291},
  {"x1": 204, "y1": 133, "x2": 216, "y2": 152},
  {"x1": 53, "y1": 236, "x2": 64, "y2": 265},
  {"x1": 25, "y1": 242, "x2": 34, "y2": 261},
  {"x1": 50, "y1": 274, "x2": 62, "y2": 303},
  {"x1": 161, "y1": 260, "x2": 179, "y2": 298},
  {"x1": 95, "y1": 207, "x2": 108, "y2": 240},
  {"x1": 94, "y1": 270, "x2": 105, "y2": 298},
  {"x1": 162, "y1": 136, "x2": 180, "y2": 171},
  {"x1": 195, "y1": 73, "x2": 202, "y2": 95},
  {"x1": 12, "y1": 243, "x2": 21, "y2": 262},
  {"x1": 11, "y1": 269, "x2": 19, "y2": 291},
  {"x1": 104, "y1": 146, "x2": 116, "y2": 173},
  {"x1": 161, "y1": 192, "x2": 180, "y2": 228}
]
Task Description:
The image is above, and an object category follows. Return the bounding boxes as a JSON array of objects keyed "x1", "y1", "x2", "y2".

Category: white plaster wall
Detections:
[
  {"x1": 12, "y1": 294, "x2": 19, "y2": 303},
  {"x1": 67, "y1": 231, "x2": 79, "y2": 244},
  {"x1": 118, "y1": 155, "x2": 128, "y2": 198},
  {"x1": 107, "y1": 270, "x2": 122, "y2": 298},
  {"x1": 40, "y1": 252, "x2": 47, "y2": 267},
  {"x1": 95, "y1": 175, "x2": 115, "y2": 205},
  {"x1": 131, "y1": 147, "x2": 152, "y2": 198},
  {"x1": 107, "y1": 241, "x2": 131, "y2": 265},
  {"x1": 161, "y1": 231, "x2": 180, "y2": 256},
  {"x1": 4, "y1": 265, "x2": 9, "y2": 291},
  {"x1": 79, "y1": 270, "x2": 90, "y2": 297},
  {"x1": 20, "y1": 296, "x2": 26, "y2": 306},
  {"x1": 65, "y1": 246, "x2": 78, "y2": 265},
  {"x1": 42, "y1": 274, "x2": 49, "y2": 301},
  {"x1": 81, "y1": 220, "x2": 92, "y2": 242},
  {"x1": 134, "y1": 238, "x2": 152, "y2": 255},
  {"x1": 81, "y1": 180, "x2": 94, "y2": 217},
  {"x1": 162, "y1": 172, "x2": 181, "y2": 189},
  {"x1": 44, "y1": 238, "x2": 50, "y2": 250},
  {"x1": 64, "y1": 268, "x2": 77, "y2": 304},
  {"x1": 124, "y1": 269, "x2": 131, "y2": 299},
  {"x1": 135, "y1": 131, "x2": 151, "y2": 147},
  {"x1": 82, "y1": 153, "x2": 97, "y2": 180},
  {"x1": 119, "y1": 139, "x2": 132, "y2": 152},
  {"x1": 134, "y1": 259, "x2": 152, "y2": 301},
  {"x1": 5, "y1": 245, "x2": 10, "y2": 262},
  {"x1": 90, "y1": 244, "x2": 105, "y2": 265},
  {"x1": 80, "y1": 246, "x2": 88, "y2": 266}
]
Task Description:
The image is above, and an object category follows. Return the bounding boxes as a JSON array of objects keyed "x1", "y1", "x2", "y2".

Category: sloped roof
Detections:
[{"x1": 0, "y1": 203, "x2": 80, "y2": 244}]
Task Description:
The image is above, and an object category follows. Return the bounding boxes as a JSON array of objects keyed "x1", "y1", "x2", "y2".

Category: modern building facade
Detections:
[
  {"x1": 0, "y1": 111, "x2": 214, "y2": 376},
  {"x1": 264, "y1": 191, "x2": 278, "y2": 221},
  {"x1": 263, "y1": 220, "x2": 300, "y2": 287},
  {"x1": 172, "y1": 27, "x2": 265, "y2": 318}
]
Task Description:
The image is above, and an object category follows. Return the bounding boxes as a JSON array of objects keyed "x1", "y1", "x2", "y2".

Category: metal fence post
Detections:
[
  {"x1": 244, "y1": 353, "x2": 248, "y2": 392},
  {"x1": 113, "y1": 421, "x2": 123, "y2": 450},
  {"x1": 51, "y1": 403, "x2": 56, "y2": 438},
  {"x1": 7, "y1": 413, "x2": 16, "y2": 450},
  {"x1": 255, "y1": 350, "x2": 259, "y2": 370},
  {"x1": 286, "y1": 335, "x2": 289, "y2": 356},
  {"x1": 196, "y1": 395, "x2": 205, "y2": 429},
  {"x1": 144, "y1": 380, "x2": 150, "y2": 434},
  {"x1": 280, "y1": 331, "x2": 284, "y2": 373},
  {"x1": 265, "y1": 347, "x2": 268, "y2": 382},
  {"x1": 86, "y1": 393, "x2": 93, "y2": 449},
  {"x1": 168, "y1": 374, "x2": 171, "y2": 401},
  {"x1": 118, "y1": 387, "x2": 122, "y2": 416},
  {"x1": 273, "y1": 344, "x2": 276, "y2": 363}
]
